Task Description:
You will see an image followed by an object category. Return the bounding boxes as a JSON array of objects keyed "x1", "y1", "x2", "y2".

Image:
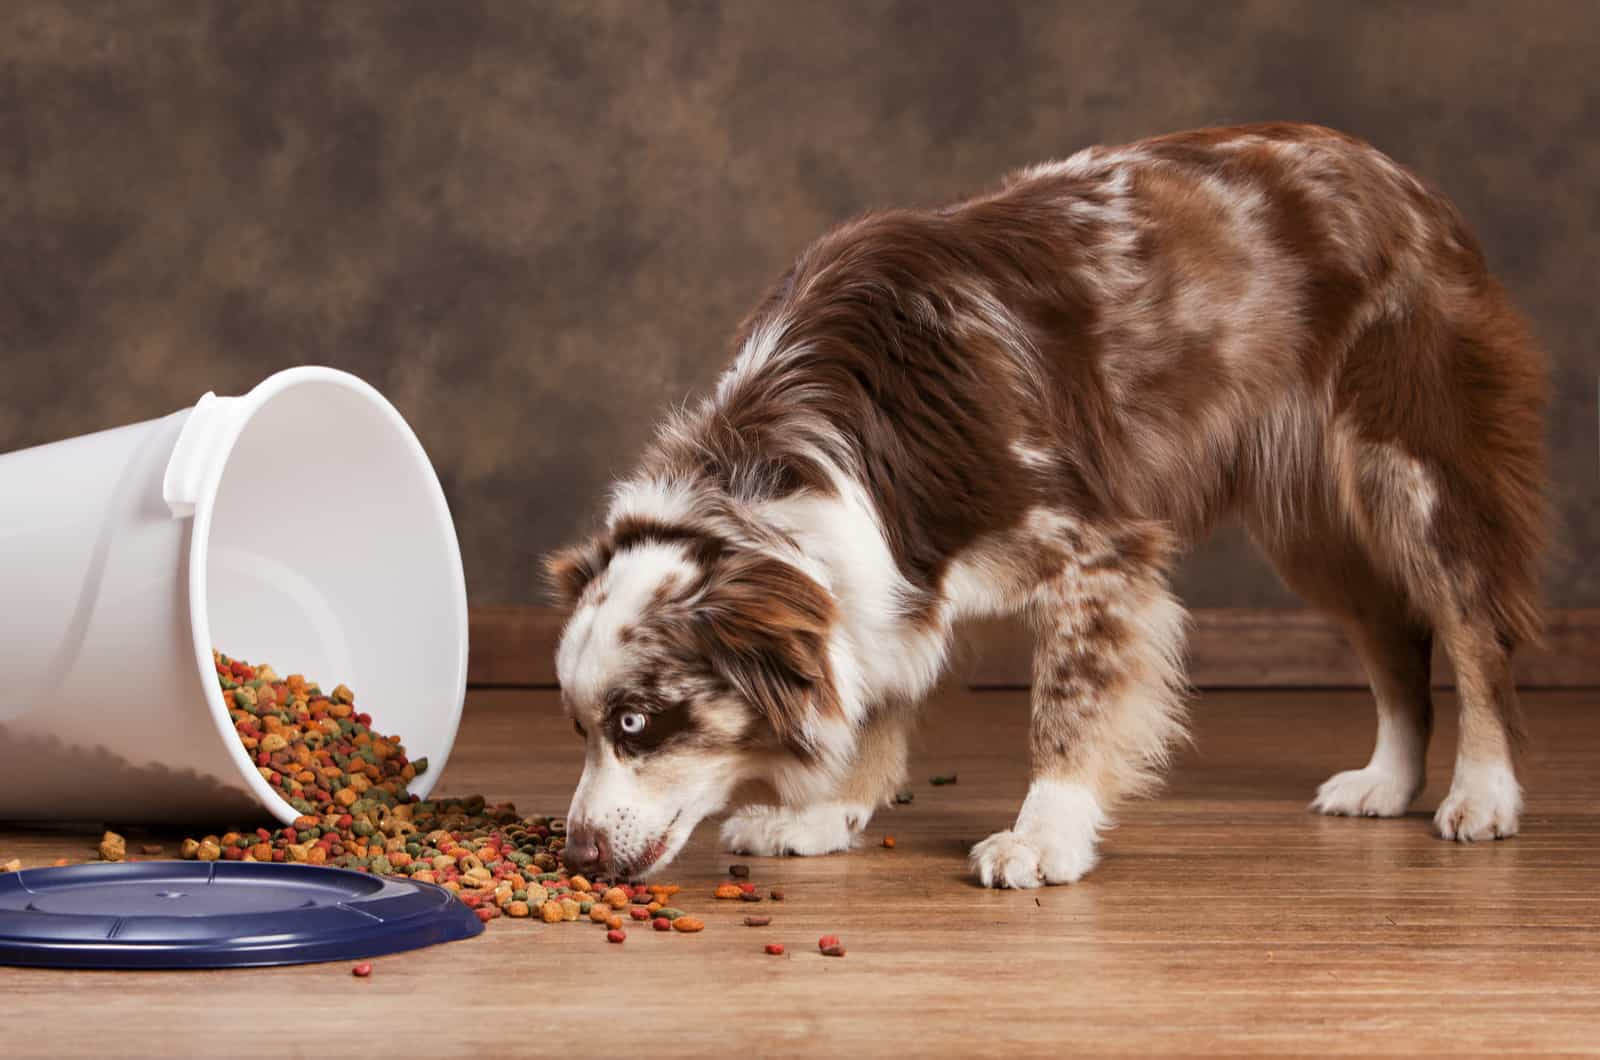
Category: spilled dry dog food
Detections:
[{"x1": 168, "y1": 652, "x2": 702, "y2": 939}]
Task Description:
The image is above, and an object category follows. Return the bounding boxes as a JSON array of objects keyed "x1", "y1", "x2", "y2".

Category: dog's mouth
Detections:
[{"x1": 610, "y1": 811, "x2": 683, "y2": 879}]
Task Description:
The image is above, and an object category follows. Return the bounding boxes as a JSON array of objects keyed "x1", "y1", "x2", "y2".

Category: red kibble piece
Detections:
[
  {"x1": 460, "y1": 894, "x2": 481, "y2": 908},
  {"x1": 737, "y1": 881, "x2": 756, "y2": 894},
  {"x1": 606, "y1": 929, "x2": 626, "y2": 944},
  {"x1": 652, "y1": 917, "x2": 671, "y2": 932},
  {"x1": 352, "y1": 962, "x2": 372, "y2": 977},
  {"x1": 821, "y1": 944, "x2": 846, "y2": 957},
  {"x1": 818, "y1": 935, "x2": 840, "y2": 951},
  {"x1": 765, "y1": 943, "x2": 785, "y2": 955},
  {"x1": 474, "y1": 907, "x2": 494, "y2": 923},
  {"x1": 629, "y1": 907, "x2": 650, "y2": 921},
  {"x1": 255, "y1": 828, "x2": 272, "y2": 841}
]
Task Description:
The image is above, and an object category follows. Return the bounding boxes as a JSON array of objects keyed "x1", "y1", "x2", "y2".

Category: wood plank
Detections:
[
  {"x1": 470, "y1": 605, "x2": 1600, "y2": 689},
  {"x1": 4, "y1": 686, "x2": 1598, "y2": 1057}
]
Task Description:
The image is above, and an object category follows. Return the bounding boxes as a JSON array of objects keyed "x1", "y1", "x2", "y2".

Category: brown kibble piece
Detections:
[
  {"x1": 743, "y1": 916, "x2": 772, "y2": 927},
  {"x1": 769, "y1": 887, "x2": 785, "y2": 901},
  {"x1": 98, "y1": 831, "x2": 127, "y2": 862}
]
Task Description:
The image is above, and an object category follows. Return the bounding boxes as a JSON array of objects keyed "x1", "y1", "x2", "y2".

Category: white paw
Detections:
[
  {"x1": 719, "y1": 802, "x2": 871, "y2": 857},
  {"x1": 1310, "y1": 765, "x2": 1422, "y2": 818},
  {"x1": 1434, "y1": 759, "x2": 1522, "y2": 841},
  {"x1": 970, "y1": 828, "x2": 1097, "y2": 888},
  {"x1": 969, "y1": 778, "x2": 1105, "y2": 889}
]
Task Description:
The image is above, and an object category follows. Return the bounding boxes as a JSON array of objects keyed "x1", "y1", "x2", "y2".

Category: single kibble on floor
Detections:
[
  {"x1": 737, "y1": 881, "x2": 756, "y2": 894},
  {"x1": 652, "y1": 917, "x2": 671, "y2": 931},
  {"x1": 765, "y1": 943, "x2": 785, "y2": 955},
  {"x1": 740, "y1": 891, "x2": 762, "y2": 903},
  {"x1": 818, "y1": 934, "x2": 840, "y2": 951},
  {"x1": 606, "y1": 915, "x2": 623, "y2": 930},
  {"x1": 51, "y1": 858, "x2": 70, "y2": 867},
  {"x1": 881, "y1": 836, "x2": 896, "y2": 848},
  {"x1": 769, "y1": 888, "x2": 785, "y2": 901},
  {"x1": 893, "y1": 791, "x2": 914, "y2": 804},
  {"x1": 140, "y1": 844, "x2": 164, "y2": 856},
  {"x1": 1, "y1": 859, "x2": 21, "y2": 873},
  {"x1": 672, "y1": 916, "x2": 705, "y2": 933},
  {"x1": 655, "y1": 907, "x2": 686, "y2": 920},
  {"x1": 180, "y1": 838, "x2": 200, "y2": 859},
  {"x1": 743, "y1": 916, "x2": 772, "y2": 927},
  {"x1": 352, "y1": 962, "x2": 373, "y2": 977},
  {"x1": 821, "y1": 945, "x2": 847, "y2": 957},
  {"x1": 629, "y1": 906, "x2": 650, "y2": 921},
  {"x1": 98, "y1": 831, "x2": 126, "y2": 862},
  {"x1": 589, "y1": 904, "x2": 611, "y2": 923},
  {"x1": 930, "y1": 774, "x2": 958, "y2": 786},
  {"x1": 714, "y1": 883, "x2": 743, "y2": 900},
  {"x1": 728, "y1": 864, "x2": 750, "y2": 878},
  {"x1": 508, "y1": 901, "x2": 531, "y2": 918},
  {"x1": 606, "y1": 929, "x2": 626, "y2": 944}
]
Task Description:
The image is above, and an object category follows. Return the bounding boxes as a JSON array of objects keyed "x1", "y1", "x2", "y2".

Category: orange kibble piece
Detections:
[
  {"x1": 714, "y1": 883, "x2": 743, "y2": 900},
  {"x1": 671, "y1": 916, "x2": 705, "y2": 933}
]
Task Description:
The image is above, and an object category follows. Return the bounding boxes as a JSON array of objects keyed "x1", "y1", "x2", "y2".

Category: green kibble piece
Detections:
[
  {"x1": 370, "y1": 856, "x2": 393, "y2": 875},
  {"x1": 411, "y1": 757, "x2": 429, "y2": 776},
  {"x1": 535, "y1": 872, "x2": 560, "y2": 882},
  {"x1": 579, "y1": 901, "x2": 593, "y2": 915},
  {"x1": 513, "y1": 890, "x2": 528, "y2": 902},
  {"x1": 352, "y1": 820, "x2": 376, "y2": 837},
  {"x1": 655, "y1": 907, "x2": 686, "y2": 920}
]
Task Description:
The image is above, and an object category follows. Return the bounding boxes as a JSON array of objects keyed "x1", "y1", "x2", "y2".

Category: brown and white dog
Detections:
[{"x1": 548, "y1": 123, "x2": 1547, "y2": 887}]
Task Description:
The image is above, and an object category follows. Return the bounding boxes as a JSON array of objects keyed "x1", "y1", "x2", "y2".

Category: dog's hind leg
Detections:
[{"x1": 970, "y1": 520, "x2": 1188, "y2": 888}]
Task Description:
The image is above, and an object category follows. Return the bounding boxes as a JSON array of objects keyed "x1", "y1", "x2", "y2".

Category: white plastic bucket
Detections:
[{"x1": 0, "y1": 367, "x2": 469, "y2": 826}]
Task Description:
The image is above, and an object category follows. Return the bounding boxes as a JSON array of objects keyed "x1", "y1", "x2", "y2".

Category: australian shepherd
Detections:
[{"x1": 547, "y1": 123, "x2": 1547, "y2": 888}]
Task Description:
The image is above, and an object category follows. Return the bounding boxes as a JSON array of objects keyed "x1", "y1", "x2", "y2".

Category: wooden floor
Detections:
[{"x1": 4, "y1": 686, "x2": 1598, "y2": 1057}]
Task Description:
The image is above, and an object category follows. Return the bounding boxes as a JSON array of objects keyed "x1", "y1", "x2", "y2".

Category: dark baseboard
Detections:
[{"x1": 468, "y1": 605, "x2": 1600, "y2": 690}]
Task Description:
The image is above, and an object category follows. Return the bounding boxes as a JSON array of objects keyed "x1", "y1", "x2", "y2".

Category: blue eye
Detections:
[{"x1": 619, "y1": 711, "x2": 647, "y2": 735}]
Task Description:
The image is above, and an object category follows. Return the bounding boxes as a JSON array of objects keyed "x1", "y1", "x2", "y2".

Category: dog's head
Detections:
[{"x1": 546, "y1": 520, "x2": 844, "y2": 878}]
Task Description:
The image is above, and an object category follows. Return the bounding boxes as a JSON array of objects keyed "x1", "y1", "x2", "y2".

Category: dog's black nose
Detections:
[{"x1": 563, "y1": 825, "x2": 605, "y2": 877}]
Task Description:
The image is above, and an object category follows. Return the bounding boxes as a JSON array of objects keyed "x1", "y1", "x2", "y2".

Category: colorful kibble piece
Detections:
[
  {"x1": 930, "y1": 774, "x2": 958, "y2": 786},
  {"x1": 672, "y1": 916, "x2": 705, "y2": 933},
  {"x1": 714, "y1": 883, "x2": 743, "y2": 900},
  {"x1": 881, "y1": 836, "x2": 896, "y2": 849},
  {"x1": 606, "y1": 929, "x2": 626, "y2": 944},
  {"x1": 728, "y1": 864, "x2": 750, "y2": 878},
  {"x1": 652, "y1": 917, "x2": 671, "y2": 931},
  {"x1": 765, "y1": 943, "x2": 785, "y2": 955},
  {"x1": 352, "y1": 962, "x2": 373, "y2": 977},
  {"x1": 744, "y1": 916, "x2": 772, "y2": 927}
]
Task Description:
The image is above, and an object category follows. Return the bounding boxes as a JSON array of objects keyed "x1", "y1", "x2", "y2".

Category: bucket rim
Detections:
[{"x1": 182, "y1": 366, "x2": 470, "y2": 825}]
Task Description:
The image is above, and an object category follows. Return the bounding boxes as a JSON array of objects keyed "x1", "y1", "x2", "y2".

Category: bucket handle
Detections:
[{"x1": 162, "y1": 392, "x2": 239, "y2": 518}]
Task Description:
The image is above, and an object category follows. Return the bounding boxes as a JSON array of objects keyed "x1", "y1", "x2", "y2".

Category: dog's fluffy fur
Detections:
[{"x1": 549, "y1": 123, "x2": 1547, "y2": 886}]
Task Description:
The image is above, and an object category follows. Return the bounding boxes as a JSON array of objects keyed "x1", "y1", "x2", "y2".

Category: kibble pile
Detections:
[{"x1": 177, "y1": 652, "x2": 697, "y2": 933}]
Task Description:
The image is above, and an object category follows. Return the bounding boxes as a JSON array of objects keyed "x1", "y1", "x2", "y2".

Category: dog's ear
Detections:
[
  {"x1": 695, "y1": 552, "x2": 840, "y2": 752},
  {"x1": 543, "y1": 535, "x2": 614, "y2": 606}
]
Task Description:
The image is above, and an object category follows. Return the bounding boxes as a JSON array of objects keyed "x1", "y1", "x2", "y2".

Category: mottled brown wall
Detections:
[{"x1": 2, "y1": 1, "x2": 1595, "y2": 607}]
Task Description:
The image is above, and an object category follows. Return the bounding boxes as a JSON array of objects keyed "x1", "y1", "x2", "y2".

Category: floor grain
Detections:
[{"x1": 3, "y1": 687, "x2": 1597, "y2": 1057}]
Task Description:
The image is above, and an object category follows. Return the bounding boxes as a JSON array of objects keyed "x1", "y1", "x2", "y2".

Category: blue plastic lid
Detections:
[{"x1": 0, "y1": 861, "x2": 483, "y2": 969}]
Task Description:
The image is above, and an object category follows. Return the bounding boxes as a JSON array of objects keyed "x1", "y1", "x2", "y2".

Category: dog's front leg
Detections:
[
  {"x1": 722, "y1": 706, "x2": 912, "y2": 857},
  {"x1": 971, "y1": 536, "x2": 1189, "y2": 888}
]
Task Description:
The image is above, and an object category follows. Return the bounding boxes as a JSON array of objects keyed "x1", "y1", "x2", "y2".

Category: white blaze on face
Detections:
[{"x1": 555, "y1": 542, "x2": 698, "y2": 704}]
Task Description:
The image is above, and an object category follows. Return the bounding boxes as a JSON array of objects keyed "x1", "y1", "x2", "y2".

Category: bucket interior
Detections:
[{"x1": 198, "y1": 376, "x2": 467, "y2": 817}]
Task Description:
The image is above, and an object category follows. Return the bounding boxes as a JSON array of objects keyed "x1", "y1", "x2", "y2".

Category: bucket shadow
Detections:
[{"x1": 0, "y1": 724, "x2": 264, "y2": 829}]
